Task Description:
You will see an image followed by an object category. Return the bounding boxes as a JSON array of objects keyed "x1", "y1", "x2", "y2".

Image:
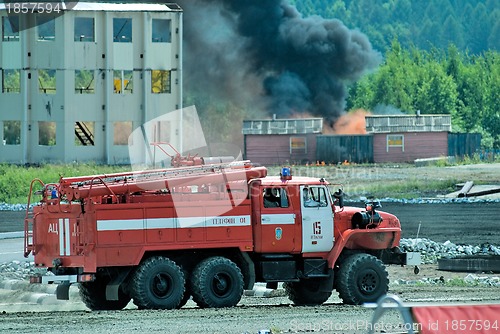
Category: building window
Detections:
[
  {"x1": 39, "y1": 121, "x2": 56, "y2": 146},
  {"x1": 37, "y1": 15, "x2": 56, "y2": 41},
  {"x1": 113, "y1": 121, "x2": 132, "y2": 145},
  {"x1": 290, "y1": 136, "x2": 307, "y2": 154},
  {"x1": 75, "y1": 70, "x2": 95, "y2": 94},
  {"x1": 152, "y1": 19, "x2": 171, "y2": 43},
  {"x1": 2, "y1": 16, "x2": 19, "y2": 41},
  {"x1": 2, "y1": 69, "x2": 21, "y2": 93},
  {"x1": 113, "y1": 70, "x2": 133, "y2": 94},
  {"x1": 387, "y1": 134, "x2": 404, "y2": 152},
  {"x1": 3, "y1": 121, "x2": 21, "y2": 145},
  {"x1": 151, "y1": 70, "x2": 171, "y2": 94},
  {"x1": 75, "y1": 122, "x2": 95, "y2": 146},
  {"x1": 38, "y1": 70, "x2": 56, "y2": 94},
  {"x1": 74, "y1": 17, "x2": 94, "y2": 42},
  {"x1": 113, "y1": 18, "x2": 132, "y2": 42}
]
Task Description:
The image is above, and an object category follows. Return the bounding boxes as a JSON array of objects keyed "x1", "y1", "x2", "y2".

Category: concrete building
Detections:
[{"x1": 0, "y1": 2, "x2": 182, "y2": 164}]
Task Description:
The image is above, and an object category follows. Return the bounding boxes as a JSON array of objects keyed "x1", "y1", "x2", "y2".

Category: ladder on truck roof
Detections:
[{"x1": 56, "y1": 160, "x2": 268, "y2": 201}]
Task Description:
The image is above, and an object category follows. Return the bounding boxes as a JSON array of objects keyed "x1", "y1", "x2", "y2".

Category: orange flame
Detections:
[{"x1": 332, "y1": 109, "x2": 371, "y2": 134}]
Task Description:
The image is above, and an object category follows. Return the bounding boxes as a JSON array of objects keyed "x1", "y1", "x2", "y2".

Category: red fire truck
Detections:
[{"x1": 25, "y1": 157, "x2": 417, "y2": 310}]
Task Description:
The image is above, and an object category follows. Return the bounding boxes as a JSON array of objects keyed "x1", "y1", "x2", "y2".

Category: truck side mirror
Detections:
[{"x1": 333, "y1": 189, "x2": 344, "y2": 208}]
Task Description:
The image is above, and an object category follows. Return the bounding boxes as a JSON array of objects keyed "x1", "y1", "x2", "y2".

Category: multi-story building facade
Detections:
[{"x1": 0, "y1": 2, "x2": 182, "y2": 164}]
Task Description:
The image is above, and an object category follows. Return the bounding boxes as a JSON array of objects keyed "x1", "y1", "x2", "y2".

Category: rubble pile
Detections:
[
  {"x1": 400, "y1": 238, "x2": 500, "y2": 264},
  {"x1": 0, "y1": 260, "x2": 46, "y2": 281},
  {"x1": 393, "y1": 274, "x2": 500, "y2": 287}
]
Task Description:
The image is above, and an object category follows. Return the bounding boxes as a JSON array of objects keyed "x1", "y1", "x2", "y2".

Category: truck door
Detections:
[
  {"x1": 257, "y1": 186, "x2": 297, "y2": 253},
  {"x1": 300, "y1": 185, "x2": 334, "y2": 253}
]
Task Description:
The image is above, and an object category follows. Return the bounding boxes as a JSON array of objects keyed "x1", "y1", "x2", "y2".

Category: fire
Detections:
[{"x1": 332, "y1": 109, "x2": 371, "y2": 134}]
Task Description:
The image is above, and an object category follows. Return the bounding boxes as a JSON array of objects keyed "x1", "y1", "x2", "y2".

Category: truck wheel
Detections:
[
  {"x1": 336, "y1": 253, "x2": 388, "y2": 305},
  {"x1": 190, "y1": 256, "x2": 244, "y2": 308},
  {"x1": 177, "y1": 270, "x2": 191, "y2": 309},
  {"x1": 79, "y1": 279, "x2": 131, "y2": 311},
  {"x1": 284, "y1": 279, "x2": 332, "y2": 306},
  {"x1": 131, "y1": 256, "x2": 185, "y2": 310}
]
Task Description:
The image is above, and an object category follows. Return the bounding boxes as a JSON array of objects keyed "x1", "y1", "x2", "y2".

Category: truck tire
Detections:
[
  {"x1": 336, "y1": 253, "x2": 388, "y2": 305},
  {"x1": 284, "y1": 279, "x2": 332, "y2": 306},
  {"x1": 130, "y1": 256, "x2": 185, "y2": 310},
  {"x1": 190, "y1": 256, "x2": 244, "y2": 308},
  {"x1": 79, "y1": 279, "x2": 131, "y2": 311},
  {"x1": 177, "y1": 270, "x2": 191, "y2": 309}
]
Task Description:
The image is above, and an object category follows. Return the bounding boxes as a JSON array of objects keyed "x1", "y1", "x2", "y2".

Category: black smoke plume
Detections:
[{"x1": 176, "y1": 0, "x2": 381, "y2": 122}]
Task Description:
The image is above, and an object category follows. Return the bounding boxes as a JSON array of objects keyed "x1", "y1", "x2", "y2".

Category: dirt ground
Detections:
[
  {"x1": 0, "y1": 163, "x2": 499, "y2": 333},
  {"x1": 0, "y1": 282, "x2": 499, "y2": 334}
]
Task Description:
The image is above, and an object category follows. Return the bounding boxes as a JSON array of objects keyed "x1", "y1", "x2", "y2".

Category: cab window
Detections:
[
  {"x1": 263, "y1": 187, "x2": 289, "y2": 208},
  {"x1": 303, "y1": 186, "x2": 328, "y2": 208}
]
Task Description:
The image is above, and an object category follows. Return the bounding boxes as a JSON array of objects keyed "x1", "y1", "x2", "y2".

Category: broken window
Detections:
[
  {"x1": 2, "y1": 16, "x2": 19, "y2": 41},
  {"x1": 39, "y1": 121, "x2": 56, "y2": 146},
  {"x1": 38, "y1": 70, "x2": 56, "y2": 94},
  {"x1": 151, "y1": 70, "x2": 170, "y2": 94},
  {"x1": 113, "y1": 18, "x2": 132, "y2": 42},
  {"x1": 3, "y1": 121, "x2": 21, "y2": 145},
  {"x1": 37, "y1": 14, "x2": 56, "y2": 41},
  {"x1": 2, "y1": 69, "x2": 21, "y2": 93},
  {"x1": 75, "y1": 70, "x2": 95, "y2": 94},
  {"x1": 113, "y1": 70, "x2": 133, "y2": 94},
  {"x1": 113, "y1": 121, "x2": 132, "y2": 145},
  {"x1": 152, "y1": 19, "x2": 171, "y2": 43},
  {"x1": 290, "y1": 136, "x2": 307, "y2": 154},
  {"x1": 74, "y1": 121, "x2": 95, "y2": 146},
  {"x1": 74, "y1": 17, "x2": 94, "y2": 42}
]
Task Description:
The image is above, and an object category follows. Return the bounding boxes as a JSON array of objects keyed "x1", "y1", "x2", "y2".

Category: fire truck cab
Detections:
[{"x1": 25, "y1": 161, "x2": 417, "y2": 310}]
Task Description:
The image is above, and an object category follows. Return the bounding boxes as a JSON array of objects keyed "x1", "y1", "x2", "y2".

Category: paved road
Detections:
[{"x1": 0, "y1": 238, "x2": 33, "y2": 263}]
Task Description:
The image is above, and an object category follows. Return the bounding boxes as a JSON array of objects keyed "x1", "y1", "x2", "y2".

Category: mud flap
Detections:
[
  {"x1": 105, "y1": 268, "x2": 132, "y2": 301},
  {"x1": 56, "y1": 282, "x2": 71, "y2": 300}
]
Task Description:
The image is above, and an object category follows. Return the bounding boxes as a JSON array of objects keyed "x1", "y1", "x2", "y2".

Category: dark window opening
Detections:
[
  {"x1": 74, "y1": 17, "x2": 95, "y2": 42},
  {"x1": 75, "y1": 70, "x2": 95, "y2": 94},
  {"x1": 113, "y1": 18, "x2": 132, "y2": 42},
  {"x1": 2, "y1": 16, "x2": 19, "y2": 41},
  {"x1": 39, "y1": 121, "x2": 56, "y2": 146},
  {"x1": 37, "y1": 14, "x2": 56, "y2": 41},
  {"x1": 2, "y1": 70, "x2": 21, "y2": 93},
  {"x1": 152, "y1": 19, "x2": 171, "y2": 43},
  {"x1": 3, "y1": 121, "x2": 21, "y2": 145},
  {"x1": 38, "y1": 69, "x2": 56, "y2": 94},
  {"x1": 74, "y1": 122, "x2": 95, "y2": 146}
]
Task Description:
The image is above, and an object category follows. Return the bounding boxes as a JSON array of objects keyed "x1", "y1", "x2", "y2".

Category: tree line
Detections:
[
  {"x1": 290, "y1": 0, "x2": 499, "y2": 55},
  {"x1": 347, "y1": 41, "x2": 499, "y2": 148}
]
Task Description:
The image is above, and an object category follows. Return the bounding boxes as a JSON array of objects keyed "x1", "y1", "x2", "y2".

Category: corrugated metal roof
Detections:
[
  {"x1": 242, "y1": 118, "x2": 323, "y2": 135},
  {"x1": 0, "y1": 2, "x2": 182, "y2": 12},
  {"x1": 365, "y1": 115, "x2": 452, "y2": 133}
]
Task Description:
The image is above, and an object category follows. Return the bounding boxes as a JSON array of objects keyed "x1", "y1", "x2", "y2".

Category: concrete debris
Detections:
[{"x1": 400, "y1": 238, "x2": 500, "y2": 264}]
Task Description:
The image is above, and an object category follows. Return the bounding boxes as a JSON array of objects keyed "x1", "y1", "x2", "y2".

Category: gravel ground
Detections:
[{"x1": 0, "y1": 163, "x2": 498, "y2": 333}]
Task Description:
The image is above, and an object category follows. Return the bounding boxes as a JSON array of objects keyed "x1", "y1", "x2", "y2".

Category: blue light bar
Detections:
[{"x1": 281, "y1": 167, "x2": 292, "y2": 180}]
